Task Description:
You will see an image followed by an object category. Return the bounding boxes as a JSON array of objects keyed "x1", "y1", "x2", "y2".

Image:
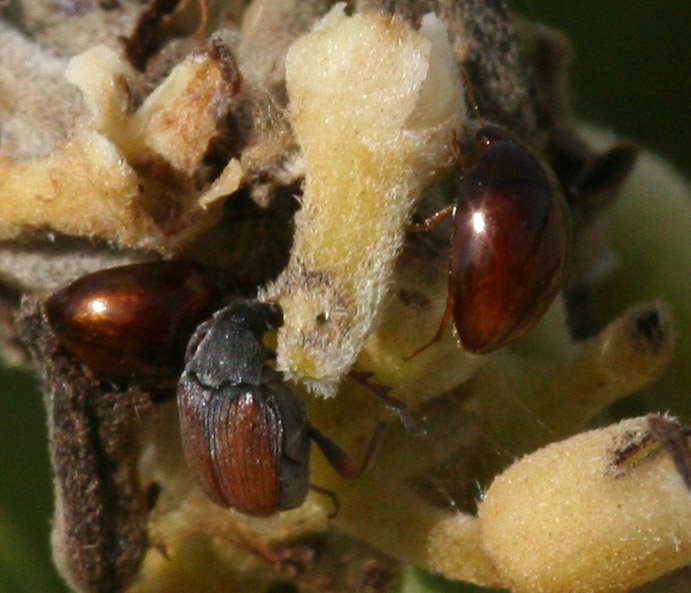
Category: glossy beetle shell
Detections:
[
  {"x1": 177, "y1": 300, "x2": 311, "y2": 516},
  {"x1": 450, "y1": 128, "x2": 570, "y2": 353},
  {"x1": 44, "y1": 261, "x2": 215, "y2": 384}
]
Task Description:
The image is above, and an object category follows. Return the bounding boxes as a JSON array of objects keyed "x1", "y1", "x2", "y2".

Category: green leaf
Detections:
[
  {"x1": 0, "y1": 368, "x2": 67, "y2": 593},
  {"x1": 0, "y1": 508, "x2": 63, "y2": 593},
  {"x1": 399, "y1": 567, "x2": 507, "y2": 593}
]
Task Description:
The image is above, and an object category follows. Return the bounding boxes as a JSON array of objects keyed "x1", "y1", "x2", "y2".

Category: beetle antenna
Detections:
[{"x1": 403, "y1": 298, "x2": 453, "y2": 361}]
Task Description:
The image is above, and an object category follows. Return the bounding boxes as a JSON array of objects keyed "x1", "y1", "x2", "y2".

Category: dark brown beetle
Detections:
[
  {"x1": 44, "y1": 260, "x2": 216, "y2": 385},
  {"x1": 410, "y1": 124, "x2": 570, "y2": 355},
  {"x1": 177, "y1": 299, "x2": 385, "y2": 517}
]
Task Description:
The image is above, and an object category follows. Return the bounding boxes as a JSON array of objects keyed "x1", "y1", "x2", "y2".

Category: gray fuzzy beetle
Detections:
[{"x1": 177, "y1": 299, "x2": 386, "y2": 517}]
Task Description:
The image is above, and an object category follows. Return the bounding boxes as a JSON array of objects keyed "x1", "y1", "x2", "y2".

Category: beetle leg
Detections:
[
  {"x1": 648, "y1": 415, "x2": 691, "y2": 491},
  {"x1": 407, "y1": 204, "x2": 454, "y2": 232},
  {"x1": 348, "y1": 370, "x2": 417, "y2": 433},
  {"x1": 403, "y1": 296, "x2": 454, "y2": 361},
  {"x1": 309, "y1": 483, "x2": 340, "y2": 518},
  {"x1": 309, "y1": 421, "x2": 387, "y2": 480}
]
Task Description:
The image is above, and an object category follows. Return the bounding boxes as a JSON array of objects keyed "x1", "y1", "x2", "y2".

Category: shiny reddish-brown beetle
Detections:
[
  {"x1": 44, "y1": 260, "x2": 216, "y2": 385},
  {"x1": 410, "y1": 123, "x2": 570, "y2": 355},
  {"x1": 177, "y1": 299, "x2": 385, "y2": 517}
]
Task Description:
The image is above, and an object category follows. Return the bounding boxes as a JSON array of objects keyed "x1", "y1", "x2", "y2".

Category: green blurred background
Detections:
[
  {"x1": 0, "y1": 2, "x2": 689, "y2": 592},
  {"x1": 514, "y1": 1, "x2": 691, "y2": 178}
]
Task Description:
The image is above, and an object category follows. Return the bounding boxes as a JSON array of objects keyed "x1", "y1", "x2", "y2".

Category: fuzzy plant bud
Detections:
[
  {"x1": 262, "y1": 6, "x2": 462, "y2": 397},
  {"x1": 478, "y1": 416, "x2": 691, "y2": 593}
]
